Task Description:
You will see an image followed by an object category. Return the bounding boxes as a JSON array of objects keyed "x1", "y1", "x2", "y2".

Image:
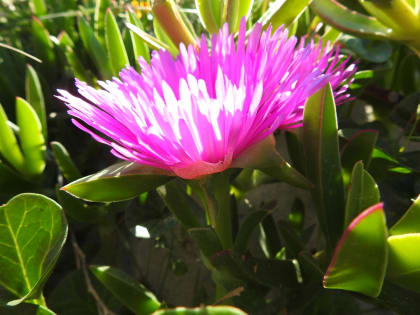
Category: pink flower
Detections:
[{"x1": 57, "y1": 20, "x2": 356, "y2": 179}]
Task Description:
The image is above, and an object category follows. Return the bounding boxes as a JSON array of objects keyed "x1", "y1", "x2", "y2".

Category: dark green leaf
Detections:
[
  {"x1": 234, "y1": 210, "x2": 269, "y2": 253},
  {"x1": 151, "y1": 306, "x2": 248, "y2": 315},
  {"x1": 63, "y1": 161, "x2": 173, "y2": 202},
  {"x1": 0, "y1": 193, "x2": 68, "y2": 305},
  {"x1": 90, "y1": 265, "x2": 160, "y2": 315},
  {"x1": 302, "y1": 84, "x2": 345, "y2": 251},
  {"x1": 25, "y1": 65, "x2": 47, "y2": 139},
  {"x1": 94, "y1": 0, "x2": 110, "y2": 45},
  {"x1": 188, "y1": 227, "x2": 223, "y2": 258},
  {"x1": 0, "y1": 303, "x2": 55, "y2": 315},
  {"x1": 344, "y1": 161, "x2": 380, "y2": 226},
  {"x1": 51, "y1": 141, "x2": 82, "y2": 182}
]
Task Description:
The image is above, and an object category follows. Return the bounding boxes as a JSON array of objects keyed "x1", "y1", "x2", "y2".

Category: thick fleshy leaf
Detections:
[
  {"x1": 126, "y1": 22, "x2": 172, "y2": 52},
  {"x1": 151, "y1": 306, "x2": 248, "y2": 315},
  {"x1": 232, "y1": 134, "x2": 312, "y2": 189},
  {"x1": 90, "y1": 265, "x2": 161, "y2": 315},
  {"x1": 25, "y1": 64, "x2": 47, "y2": 138},
  {"x1": 153, "y1": 17, "x2": 180, "y2": 56},
  {"x1": 105, "y1": 9, "x2": 130, "y2": 75},
  {"x1": 260, "y1": 0, "x2": 311, "y2": 30},
  {"x1": 51, "y1": 141, "x2": 82, "y2": 182},
  {"x1": 62, "y1": 161, "x2": 173, "y2": 202},
  {"x1": 16, "y1": 97, "x2": 46, "y2": 177},
  {"x1": 0, "y1": 104, "x2": 25, "y2": 173},
  {"x1": 29, "y1": 0, "x2": 47, "y2": 16},
  {"x1": 0, "y1": 193, "x2": 68, "y2": 305},
  {"x1": 151, "y1": 0, "x2": 197, "y2": 49},
  {"x1": 344, "y1": 161, "x2": 380, "y2": 226},
  {"x1": 389, "y1": 195, "x2": 420, "y2": 236},
  {"x1": 311, "y1": 0, "x2": 395, "y2": 39},
  {"x1": 156, "y1": 181, "x2": 201, "y2": 229},
  {"x1": 323, "y1": 203, "x2": 388, "y2": 297},
  {"x1": 78, "y1": 16, "x2": 112, "y2": 79},
  {"x1": 387, "y1": 234, "x2": 420, "y2": 292},
  {"x1": 195, "y1": 0, "x2": 219, "y2": 33},
  {"x1": 302, "y1": 84, "x2": 345, "y2": 251},
  {"x1": 188, "y1": 227, "x2": 223, "y2": 258},
  {"x1": 31, "y1": 17, "x2": 55, "y2": 65},
  {"x1": 127, "y1": 8, "x2": 150, "y2": 64},
  {"x1": 62, "y1": 46, "x2": 92, "y2": 82}
]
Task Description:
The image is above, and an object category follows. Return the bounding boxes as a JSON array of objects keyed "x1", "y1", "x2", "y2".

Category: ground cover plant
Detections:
[{"x1": 0, "y1": 0, "x2": 420, "y2": 314}]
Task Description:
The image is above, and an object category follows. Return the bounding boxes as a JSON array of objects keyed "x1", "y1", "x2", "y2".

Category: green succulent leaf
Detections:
[
  {"x1": 62, "y1": 161, "x2": 173, "y2": 202},
  {"x1": 90, "y1": 265, "x2": 161, "y2": 315},
  {"x1": 127, "y1": 8, "x2": 150, "y2": 64},
  {"x1": 105, "y1": 8, "x2": 130, "y2": 75},
  {"x1": 16, "y1": 97, "x2": 46, "y2": 177},
  {"x1": 389, "y1": 195, "x2": 420, "y2": 235},
  {"x1": 0, "y1": 193, "x2": 68, "y2": 305},
  {"x1": 323, "y1": 203, "x2": 388, "y2": 297},
  {"x1": 344, "y1": 161, "x2": 380, "y2": 226},
  {"x1": 302, "y1": 83, "x2": 345, "y2": 252}
]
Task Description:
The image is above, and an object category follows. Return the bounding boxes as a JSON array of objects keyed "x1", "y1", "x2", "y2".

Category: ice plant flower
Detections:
[{"x1": 57, "y1": 20, "x2": 356, "y2": 180}]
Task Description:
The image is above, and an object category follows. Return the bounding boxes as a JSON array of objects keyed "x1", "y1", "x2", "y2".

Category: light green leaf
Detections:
[
  {"x1": 261, "y1": 0, "x2": 311, "y2": 30},
  {"x1": 62, "y1": 161, "x2": 173, "y2": 202},
  {"x1": 126, "y1": 22, "x2": 172, "y2": 52},
  {"x1": 388, "y1": 233, "x2": 420, "y2": 292},
  {"x1": 94, "y1": 0, "x2": 110, "y2": 46},
  {"x1": 0, "y1": 193, "x2": 68, "y2": 305},
  {"x1": 0, "y1": 104, "x2": 25, "y2": 173},
  {"x1": 16, "y1": 97, "x2": 46, "y2": 177},
  {"x1": 323, "y1": 203, "x2": 388, "y2": 297},
  {"x1": 344, "y1": 161, "x2": 380, "y2": 226},
  {"x1": 25, "y1": 64, "x2": 47, "y2": 139},
  {"x1": 302, "y1": 83, "x2": 345, "y2": 251},
  {"x1": 90, "y1": 265, "x2": 160, "y2": 315},
  {"x1": 0, "y1": 303, "x2": 56, "y2": 315},
  {"x1": 389, "y1": 195, "x2": 420, "y2": 235},
  {"x1": 106, "y1": 8, "x2": 130, "y2": 75},
  {"x1": 151, "y1": 306, "x2": 248, "y2": 315},
  {"x1": 195, "y1": 0, "x2": 219, "y2": 33},
  {"x1": 29, "y1": 0, "x2": 47, "y2": 16}
]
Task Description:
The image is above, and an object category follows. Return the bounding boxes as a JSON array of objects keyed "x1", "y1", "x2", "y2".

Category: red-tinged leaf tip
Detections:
[{"x1": 323, "y1": 202, "x2": 384, "y2": 286}]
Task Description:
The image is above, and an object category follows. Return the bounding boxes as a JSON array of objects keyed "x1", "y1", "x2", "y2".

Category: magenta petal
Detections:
[{"x1": 56, "y1": 18, "x2": 356, "y2": 179}]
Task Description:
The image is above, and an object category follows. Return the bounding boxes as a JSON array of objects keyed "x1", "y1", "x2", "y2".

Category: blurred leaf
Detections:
[
  {"x1": 277, "y1": 220, "x2": 304, "y2": 257},
  {"x1": 344, "y1": 161, "x2": 380, "y2": 226},
  {"x1": 259, "y1": 214, "x2": 282, "y2": 259},
  {"x1": 153, "y1": 17, "x2": 180, "y2": 56},
  {"x1": 234, "y1": 210, "x2": 269, "y2": 254},
  {"x1": 94, "y1": 0, "x2": 110, "y2": 46},
  {"x1": 151, "y1": 306, "x2": 248, "y2": 315},
  {"x1": 260, "y1": 0, "x2": 310, "y2": 30},
  {"x1": 388, "y1": 234, "x2": 420, "y2": 292},
  {"x1": 232, "y1": 135, "x2": 313, "y2": 190},
  {"x1": 396, "y1": 53, "x2": 420, "y2": 95},
  {"x1": 63, "y1": 46, "x2": 92, "y2": 82},
  {"x1": 340, "y1": 129, "x2": 378, "y2": 184},
  {"x1": 90, "y1": 265, "x2": 160, "y2": 315},
  {"x1": 30, "y1": 0, "x2": 47, "y2": 16},
  {"x1": 126, "y1": 22, "x2": 172, "y2": 52},
  {"x1": 106, "y1": 8, "x2": 130, "y2": 75},
  {"x1": 389, "y1": 195, "x2": 420, "y2": 235},
  {"x1": 62, "y1": 161, "x2": 173, "y2": 202},
  {"x1": 78, "y1": 15, "x2": 112, "y2": 78},
  {"x1": 0, "y1": 104, "x2": 25, "y2": 173},
  {"x1": 31, "y1": 17, "x2": 55, "y2": 65},
  {"x1": 151, "y1": 0, "x2": 196, "y2": 49},
  {"x1": 195, "y1": 0, "x2": 219, "y2": 33},
  {"x1": 340, "y1": 35, "x2": 393, "y2": 63},
  {"x1": 16, "y1": 97, "x2": 46, "y2": 177},
  {"x1": 302, "y1": 84, "x2": 345, "y2": 252},
  {"x1": 25, "y1": 64, "x2": 47, "y2": 139},
  {"x1": 51, "y1": 141, "x2": 81, "y2": 182},
  {"x1": 127, "y1": 8, "x2": 150, "y2": 64},
  {"x1": 188, "y1": 227, "x2": 223, "y2": 258},
  {"x1": 57, "y1": 31, "x2": 74, "y2": 48},
  {"x1": 156, "y1": 180, "x2": 201, "y2": 229},
  {"x1": 323, "y1": 203, "x2": 388, "y2": 297},
  {"x1": 0, "y1": 193, "x2": 67, "y2": 305},
  {"x1": 0, "y1": 303, "x2": 55, "y2": 315},
  {"x1": 311, "y1": 0, "x2": 395, "y2": 40}
]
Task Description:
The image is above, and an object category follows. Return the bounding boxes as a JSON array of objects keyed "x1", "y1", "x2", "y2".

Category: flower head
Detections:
[{"x1": 57, "y1": 20, "x2": 356, "y2": 179}]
